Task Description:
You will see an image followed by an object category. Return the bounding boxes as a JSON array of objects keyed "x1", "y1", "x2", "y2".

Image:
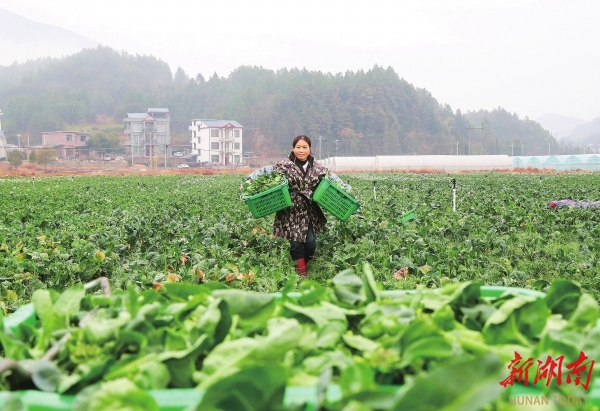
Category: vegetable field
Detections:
[
  {"x1": 1, "y1": 172, "x2": 600, "y2": 309},
  {"x1": 2, "y1": 172, "x2": 600, "y2": 410},
  {"x1": 0, "y1": 173, "x2": 600, "y2": 311}
]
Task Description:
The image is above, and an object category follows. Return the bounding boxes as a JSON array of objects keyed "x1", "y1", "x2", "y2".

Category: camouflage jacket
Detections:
[{"x1": 272, "y1": 155, "x2": 328, "y2": 242}]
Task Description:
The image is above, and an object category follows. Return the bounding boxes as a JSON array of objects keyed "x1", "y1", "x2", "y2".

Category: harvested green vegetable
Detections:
[
  {"x1": 1, "y1": 264, "x2": 598, "y2": 410},
  {"x1": 241, "y1": 171, "x2": 286, "y2": 197},
  {"x1": 324, "y1": 173, "x2": 352, "y2": 194}
]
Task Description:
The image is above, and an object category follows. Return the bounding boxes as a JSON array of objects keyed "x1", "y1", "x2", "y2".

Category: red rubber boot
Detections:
[{"x1": 295, "y1": 258, "x2": 307, "y2": 277}]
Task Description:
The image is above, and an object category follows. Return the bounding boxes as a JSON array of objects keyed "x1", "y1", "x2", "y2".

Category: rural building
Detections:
[
  {"x1": 189, "y1": 119, "x2": 243, "y2": 165},
  {"x1": 124, "y1": 108, "x2": 171, "y2": 158},
  {"x1": 40, "y1": 131, "x2": 90, "y2": 158},
  {"x1": 0, "y1": 109, "x2": 6, "y2": 160},
  {"x1": 0, "y1": 110, "x2": 27, "y2": 160}
]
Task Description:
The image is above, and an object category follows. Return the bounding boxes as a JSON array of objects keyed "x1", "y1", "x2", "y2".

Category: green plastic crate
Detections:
[
  {"x1": 312, "y1": 178, "x2": 360, "y2": 221},
  {"x1": 377, "y1": 286, "x2": 547, "y2": 303},
  {"x1": 241, "y1": 180, "x2": 292, "y2": 218},
  {"x1": 0, "y1": 388, "x2": 318, "y2": 411},
  {"x1": 0, "y1": 385, "x2": 358, "y2": 410}
]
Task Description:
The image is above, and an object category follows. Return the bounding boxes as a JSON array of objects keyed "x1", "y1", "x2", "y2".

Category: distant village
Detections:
[
  {"x1": 2, "y1": 107, "x2": 600, "y2": 173},
  {"x1": 0, "y1": 108, "x2": 247, "y2": 169}
]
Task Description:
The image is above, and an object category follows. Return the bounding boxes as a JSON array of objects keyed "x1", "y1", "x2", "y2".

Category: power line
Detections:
[{"x1": 467, "y1": 123, "x2": 486, "y2": 155}]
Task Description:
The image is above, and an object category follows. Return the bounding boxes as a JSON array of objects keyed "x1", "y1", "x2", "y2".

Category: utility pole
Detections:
[
  {"x1": 482, "y1": 124, "x2": 486, "y2": 153},
  {"x1": 467, "y1": 126, "x2": 470, "y2": 155},
  {"x1": 522, "y1": 145, "x2": 525, "y2": 156},
  {"x1": 510, "y1": 143, "x2": 515, "y2": 157},
  {"x1": 467, "y1": 124, "x2": 486, "y2": 155},
  {"x1": 456, "y1": 140, "x2": 459, "y2": 155},
  {"x1": 316, "y1": 135, "x2": 325, "y2": 160},
  {"x1": 334, "y1": 140, "x2": 339, "y2": 157}
]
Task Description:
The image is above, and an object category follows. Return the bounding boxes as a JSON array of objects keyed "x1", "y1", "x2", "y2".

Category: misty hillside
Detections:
[
  {"x1": 0, "y1": 8, "x2": 98, "y2": 66},
  {"x1": 536, "y1": 113, "x2": 600, "y2": 146},
  {"x1": 0, "y1": 46, "x2": 573, "y2": 156},
  {"x1": 536, "y1": 113, "x2": 587, "y2": 139},
  {"x1": 565, "y1": 117, "x2": 600, "y2": 143}
]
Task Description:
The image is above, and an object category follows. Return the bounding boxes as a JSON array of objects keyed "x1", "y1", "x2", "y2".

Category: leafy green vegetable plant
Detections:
[
  {"x1": 2, "y1": 172, "x2": 600, "y2": 316},
  {"x1": 1, "y1": 265, "x2": 598, "y2": 410},
  {"x1": 241, "y1": 171, "x2": 286, "y2": 197}
]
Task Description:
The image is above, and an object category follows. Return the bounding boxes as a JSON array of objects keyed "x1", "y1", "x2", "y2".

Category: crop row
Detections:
[{"x1": 1, "y1": 172, "x2": 600, "y2": 310}]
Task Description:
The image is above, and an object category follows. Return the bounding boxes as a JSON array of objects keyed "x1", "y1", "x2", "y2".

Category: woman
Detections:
[{"x1": 247, "y1": 135, "x2": 350, "y2": 276}]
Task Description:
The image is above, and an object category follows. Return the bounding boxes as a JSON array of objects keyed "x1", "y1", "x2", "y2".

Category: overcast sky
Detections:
[{"x1": 3, "y1": 0, "x2": 600, "y2": 122}]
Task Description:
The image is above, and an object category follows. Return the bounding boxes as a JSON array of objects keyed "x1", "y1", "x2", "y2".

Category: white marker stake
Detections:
[{"x1": 451, "y1": 178, "x2": 457, "y2": 212}]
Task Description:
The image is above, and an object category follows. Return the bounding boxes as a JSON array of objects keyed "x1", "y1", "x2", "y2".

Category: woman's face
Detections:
[{"x1": 293, "y1": 139, "x2": 310, "y2": 161}]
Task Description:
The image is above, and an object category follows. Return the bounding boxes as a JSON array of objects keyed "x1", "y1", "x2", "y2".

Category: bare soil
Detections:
[
  {"x1": 0, "y1": 162, "x2": 581, "y2": 179},
  {"x1": 0, "y1": 162, "x2": 255, "y2": 178}
]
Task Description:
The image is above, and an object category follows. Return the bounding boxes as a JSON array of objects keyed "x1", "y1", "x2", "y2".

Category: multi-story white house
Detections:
[
  {"x1": 124, "y1": 108, "x2": 171, "y2": 158},
  {"x1": 189, "y1": 119, "x2": 243, "y2": 165}
]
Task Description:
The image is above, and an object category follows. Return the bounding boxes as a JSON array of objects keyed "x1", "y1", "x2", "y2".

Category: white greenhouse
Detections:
[
  {"x1": 374, "y1": 155, "x2": 512, "y2": 172},
  {"x1": 320, "y1": 157, "x2": 376, "y2": 172},
  {"x1": 318, "y1": 155, "x2": 600, "y2": 173},
  {"x1": 512, "y1": 155, "x2": 600, "y2": 171},
  {"x1": 320, "y1": 155, "x2": 513, "y2": 173}
]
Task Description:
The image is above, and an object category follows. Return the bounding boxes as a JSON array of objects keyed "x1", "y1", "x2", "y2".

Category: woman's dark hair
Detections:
[{"x1": 292, "y1": 135, "x2": 311, "y2": 148}]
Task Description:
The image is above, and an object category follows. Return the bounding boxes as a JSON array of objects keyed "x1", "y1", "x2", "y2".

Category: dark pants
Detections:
[{"x1": 290, "y1": 223, "x2": 316, "y2": 263}]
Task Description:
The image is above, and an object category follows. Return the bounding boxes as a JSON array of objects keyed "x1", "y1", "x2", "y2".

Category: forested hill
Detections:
[{"x1": 0, "y1": 46, "x2": 568, "y2": 156}]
